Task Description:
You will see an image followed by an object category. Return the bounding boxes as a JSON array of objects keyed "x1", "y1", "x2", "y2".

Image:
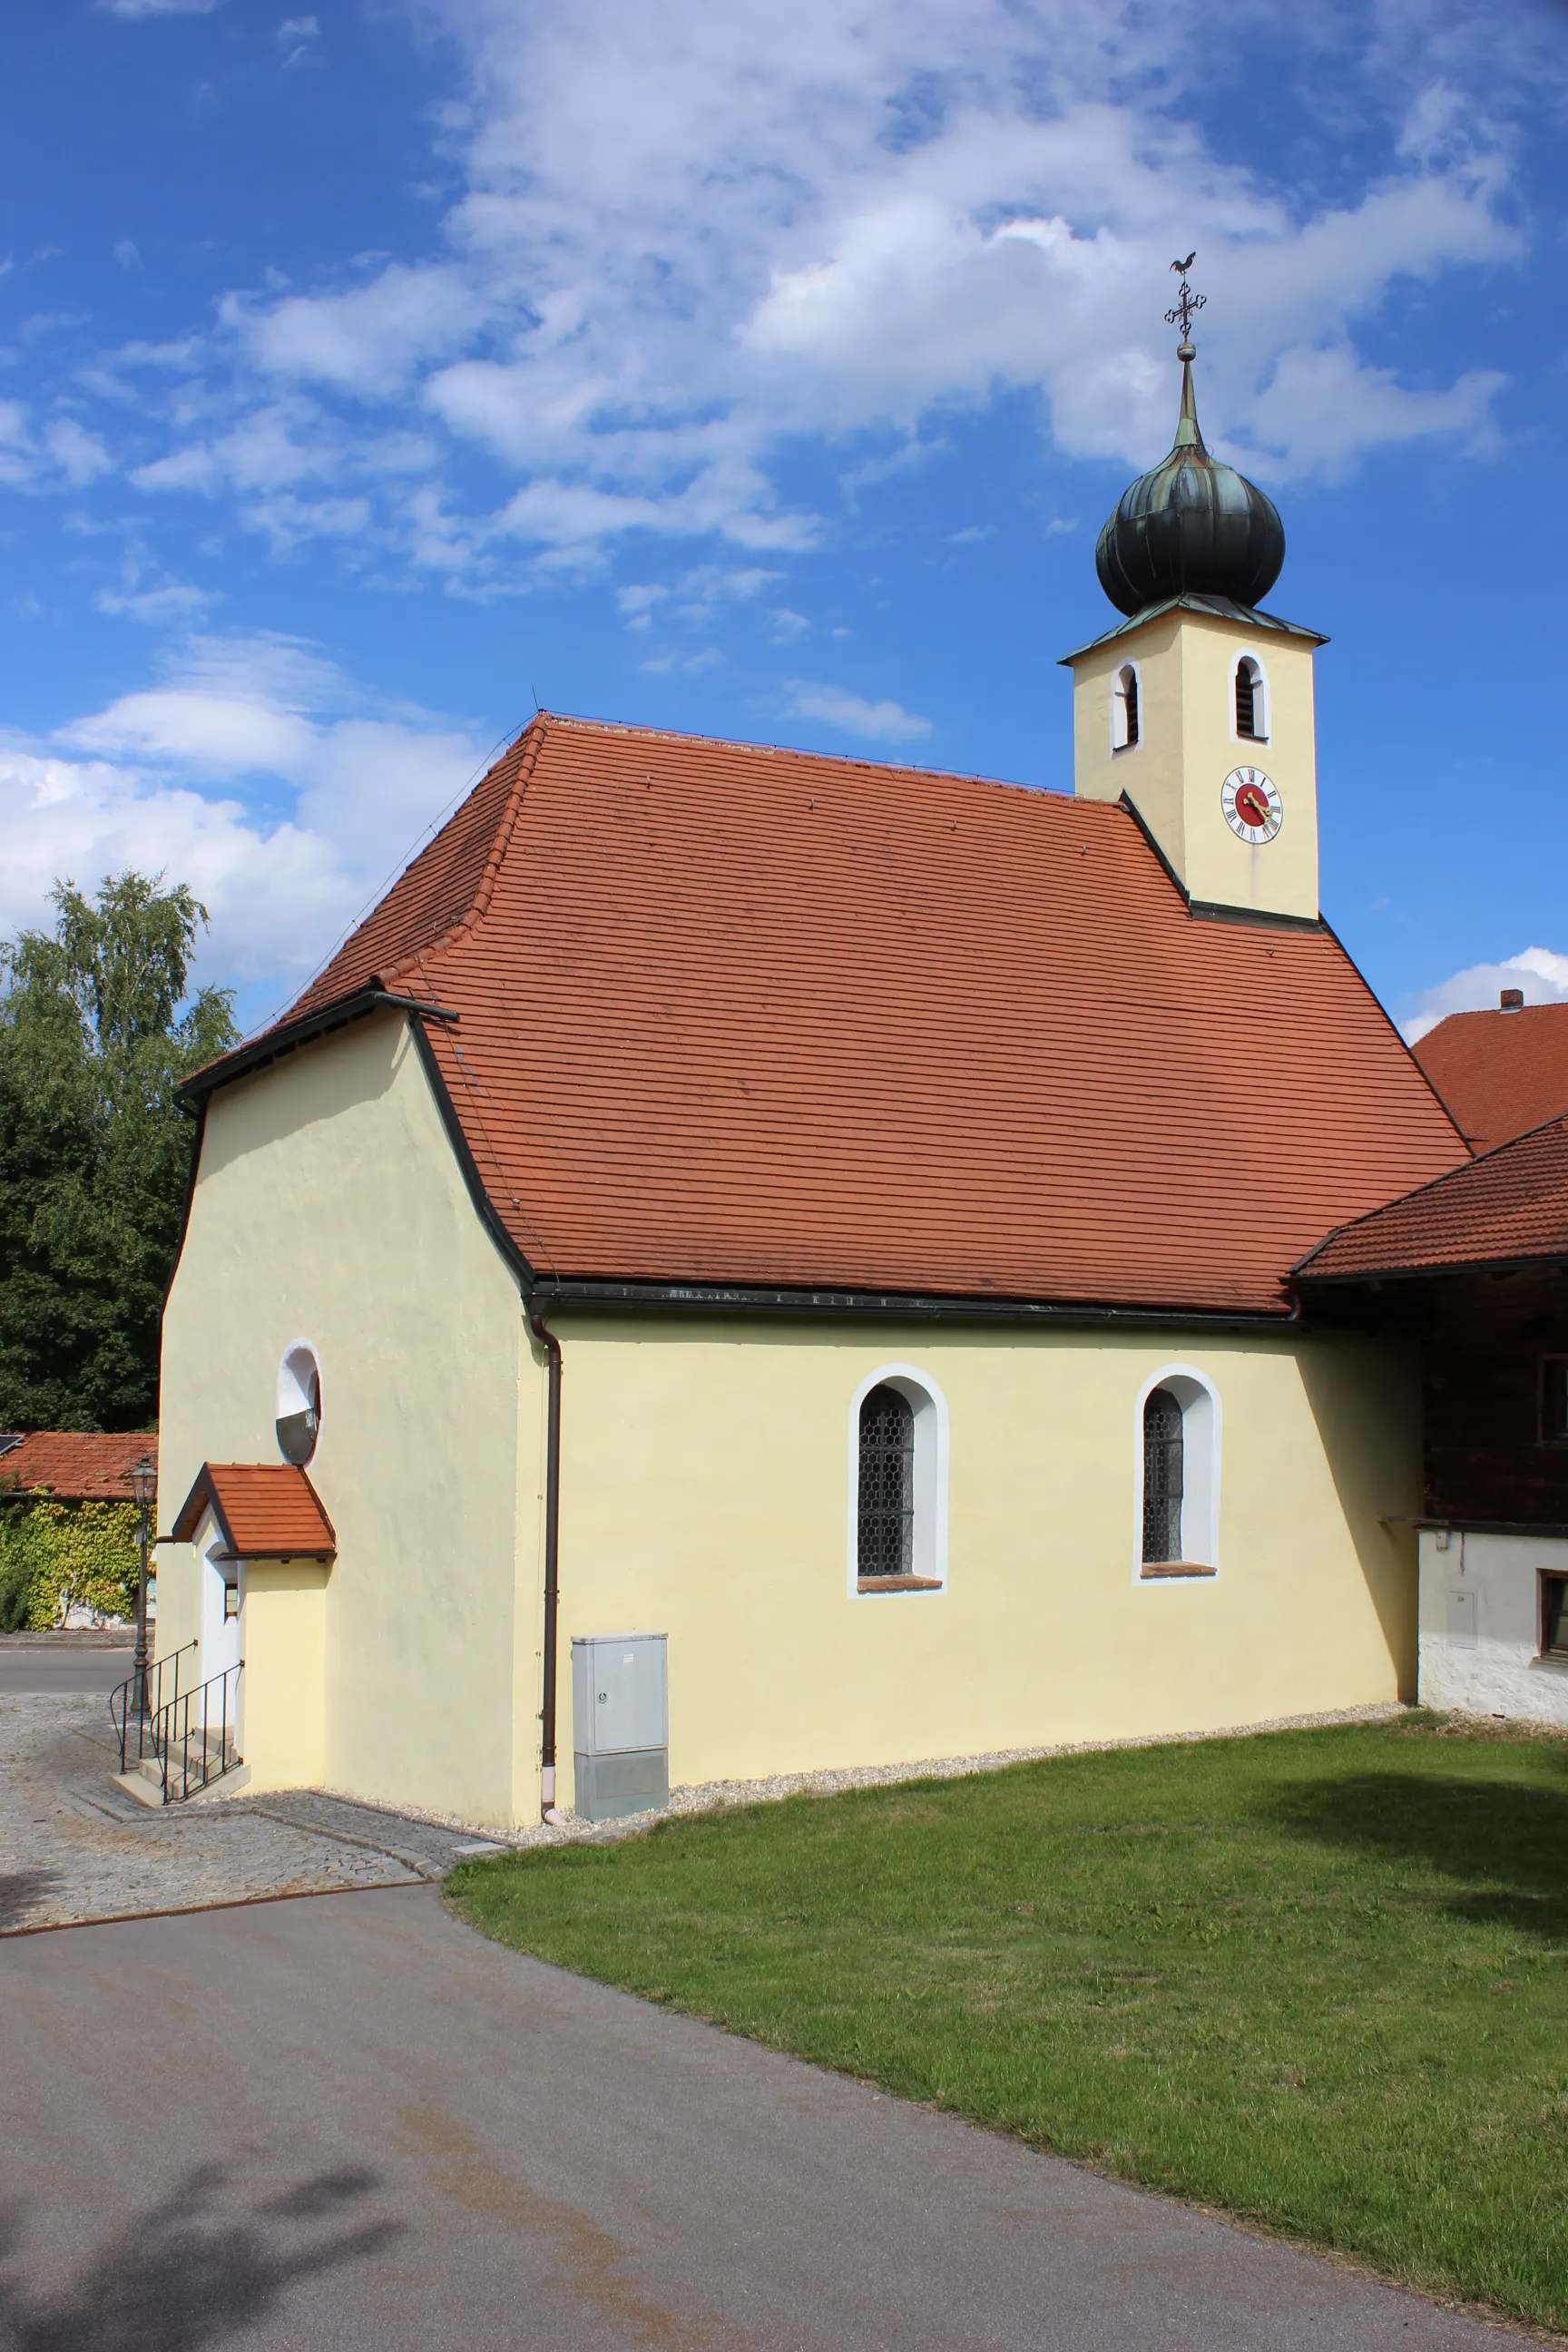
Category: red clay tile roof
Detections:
[
  {"x1": 200, "y1": 714, "x2": 1468, "y2": 1319},
  {"x1": 171, "y1": 1464, "x2": 336, "y2": 1557},
  {"x1": 1298, "y1": 1115, "x2": 1568, "y2": 1282},
  {"x1": 0, "y1": 1432, "x2": 156, "y2": 1503},
  {"x1": 1413, "y1": 1002, "x2": 1568, "y2": 1155}
]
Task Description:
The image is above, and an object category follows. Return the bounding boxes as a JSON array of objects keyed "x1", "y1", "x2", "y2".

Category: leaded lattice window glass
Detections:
[
  {"x1": 858, "y1": 1383, "x2": 915, "y2": 1579},
  {"x1": 1142, "y1": 1386, "x2": 1184, "y2": 1565}
]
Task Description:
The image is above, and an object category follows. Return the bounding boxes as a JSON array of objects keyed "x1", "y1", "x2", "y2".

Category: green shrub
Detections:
[{"x1": 0, "y1": 1492, "x2": 139, "y2": 1628}]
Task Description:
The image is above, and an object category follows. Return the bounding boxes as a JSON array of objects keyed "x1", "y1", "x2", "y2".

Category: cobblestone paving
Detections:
[{"x1": 0, "y1": 1693, "x2": 505, "y2": 1936}]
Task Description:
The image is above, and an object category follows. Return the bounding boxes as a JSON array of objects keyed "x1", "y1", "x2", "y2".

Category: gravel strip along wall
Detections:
[{"x1": 0, "y1": 1692, "x2": 1413, "y2": 1930}]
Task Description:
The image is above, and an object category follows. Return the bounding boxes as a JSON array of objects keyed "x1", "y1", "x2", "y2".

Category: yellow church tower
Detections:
[{"x1": 1062, "y1": 261, "x2": 1324, "y2": 926}]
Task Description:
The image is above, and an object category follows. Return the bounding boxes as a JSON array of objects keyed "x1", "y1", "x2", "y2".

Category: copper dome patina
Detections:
[{"x1": 1095, "y1": 359, "x2": 1284, "y2": 619}]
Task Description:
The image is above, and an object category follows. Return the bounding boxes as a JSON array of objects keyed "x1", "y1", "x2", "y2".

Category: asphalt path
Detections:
[
  {"x1": 0, "y1": 1644, "x2": 132, "y2": 1695},
  {"x1": 0, "y1": 1885, "x2": 1509, "y2": 2351}
]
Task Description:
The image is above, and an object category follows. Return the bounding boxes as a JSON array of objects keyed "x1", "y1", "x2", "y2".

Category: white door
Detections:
[{"x1": 201, "y1": 1544, "x2": 241, "y2": 1687}]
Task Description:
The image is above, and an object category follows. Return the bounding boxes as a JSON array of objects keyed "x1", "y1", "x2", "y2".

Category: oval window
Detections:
[{"x1": 276, "y1": 1341, "x2": 322, "y2": 1466}]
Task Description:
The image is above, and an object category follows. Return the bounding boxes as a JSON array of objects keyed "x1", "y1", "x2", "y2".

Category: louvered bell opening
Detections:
[
  {"x1": 858, "y1": 1384, "x2": 915, "y2": 1578},
  {"x1": 1235, "y1": 663, "x2": 1259, "y2": 740},
  {"x1": 1142, "y1": 1387, "x2": 1184, "y2": 1565},
  {"x1": 1123, "y1": 669, "x2": 1139, "y2": 748}
]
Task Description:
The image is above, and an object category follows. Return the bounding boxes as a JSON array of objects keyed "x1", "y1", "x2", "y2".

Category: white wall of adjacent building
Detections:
[{"x1": 1417, "y1": 1527, "x2": 1568, "y2": 1726}]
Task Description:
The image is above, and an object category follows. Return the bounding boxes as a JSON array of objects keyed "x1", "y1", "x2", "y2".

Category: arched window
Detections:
[
  {"x1": 858, "y1": 1384, "x2": 914, "y2": 1579},
  {"x1": 1234, "y1": 655, "x2": 1266, "y2": 741},
  {"x1": 848, "y1": 1365, "x2": 949, "y2": 1594},
  {"x1": 1142, "y1": 1387, "x2": 1183, "y2": 1565},
  {"x1": 1133, "y1": 1366, "x2": 1220, "y2": 1578},
  {"x1": 1111, "y1": 663, "x2": 1140, "y2": 752}
]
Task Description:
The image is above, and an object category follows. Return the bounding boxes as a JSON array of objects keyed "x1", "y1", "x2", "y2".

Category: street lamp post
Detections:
[{"x1": 128, "y1": 1454, "x2": 156, "y2": 1721}]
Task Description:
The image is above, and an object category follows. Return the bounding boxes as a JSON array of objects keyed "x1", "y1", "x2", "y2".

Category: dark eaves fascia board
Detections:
[
  {"x1": 524, "y1": 1273, "x2": 1295, "y2": 1332},
  {"x1": 176, "y1": 985, "x2": 460, "y2": 1110}
]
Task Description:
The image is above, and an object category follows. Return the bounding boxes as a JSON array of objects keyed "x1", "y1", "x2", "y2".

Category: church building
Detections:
[{"x1": 152, "y1": 315, "x2": 1468, "y2": 1828}]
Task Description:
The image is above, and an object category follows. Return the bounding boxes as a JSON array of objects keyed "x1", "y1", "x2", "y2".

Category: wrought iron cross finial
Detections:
[{"x1": 1164, "y1": 252, "x2": 1204, "y2": 356}]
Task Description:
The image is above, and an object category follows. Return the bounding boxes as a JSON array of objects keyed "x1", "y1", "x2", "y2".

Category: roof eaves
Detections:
[
  {"x1": 531, "y1": 1274, "x2": 1296, "y2": 1329},
  {"x1": 177, "y1": 985, "x2": 459, "y2": 1109},
  {"x1": 1058, "y1": 594, "x2": 1328, "y2": 666}
]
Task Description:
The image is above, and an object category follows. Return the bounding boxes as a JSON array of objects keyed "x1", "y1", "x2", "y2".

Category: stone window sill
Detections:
[
  {"x1": 1140, "y1": 1561, "x2": 1217, "y2": 1580},
  {"x1": 857, "y1": 1575, "x2": 944, "y2": 1595},
  {"x1": 1529, "y1": 1652, "x2": 1568, "y2": 1674}
]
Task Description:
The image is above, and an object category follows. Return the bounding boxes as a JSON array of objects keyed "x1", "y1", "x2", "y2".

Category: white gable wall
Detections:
[{"x1": 159, "y1": 1009, "x2": 536, "y2": 1828}]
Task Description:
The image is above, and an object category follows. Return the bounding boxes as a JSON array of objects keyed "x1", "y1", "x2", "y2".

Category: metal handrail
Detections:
[
  {"x1": 110, "y1": 1640, "x2": 197, "y2": 1772},
  {"x1": 144, "y1": 1661, "x2": 244, "y2": 1805}
]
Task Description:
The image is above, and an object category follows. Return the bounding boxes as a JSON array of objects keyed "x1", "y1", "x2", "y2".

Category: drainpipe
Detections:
[{"x1": 526, "y1": 1297, "x2": 567, "y2": 1827}]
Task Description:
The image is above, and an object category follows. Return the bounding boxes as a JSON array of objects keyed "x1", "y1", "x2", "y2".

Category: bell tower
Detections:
[{"x1": 1062, "y1": 260, "x2": 1325, "y2": 926}]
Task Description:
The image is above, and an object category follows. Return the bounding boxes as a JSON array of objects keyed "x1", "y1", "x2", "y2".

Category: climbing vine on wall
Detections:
[{"x1": 0, "y1": 1493, "x2": 139, "y2": 1630}]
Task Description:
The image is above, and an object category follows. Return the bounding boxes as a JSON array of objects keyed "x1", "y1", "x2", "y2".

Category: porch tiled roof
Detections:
[
  {"x1": 171, "y1": 1464, "x2": 337, "y2": 1558},
  {"x1": 190, "y1": 713, "x2": 1467, "y2": 1318}
]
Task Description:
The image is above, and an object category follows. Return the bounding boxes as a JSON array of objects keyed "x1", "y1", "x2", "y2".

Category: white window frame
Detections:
[
  {"x1": 1132, "y1": 1363, "x2": 1221, "y2": 1583},
  {"x1": 1230, "y1": 652, "x2": 1269, "y2": 745},
  {"x1": 846, "y1": 1363, "x2": 949, "y2": 1598},
  {"x1": 1110, "y1": 662, "x2": 1142, "y2": 755}
]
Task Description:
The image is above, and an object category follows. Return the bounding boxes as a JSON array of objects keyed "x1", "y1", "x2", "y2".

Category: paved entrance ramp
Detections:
[{"x1": 0, "y1": 1887, "x2": 1511, "y2": 2350}]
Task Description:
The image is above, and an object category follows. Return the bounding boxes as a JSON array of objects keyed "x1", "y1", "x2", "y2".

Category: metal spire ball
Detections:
[{"x1": 1093, "y1": 258, "x2": 1285, "y2": 619}]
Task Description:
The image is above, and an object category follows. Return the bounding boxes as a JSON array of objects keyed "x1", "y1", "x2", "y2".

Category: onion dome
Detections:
[{"x1": 1094, "y1": 358, "x2": 1284, "y2": 618}]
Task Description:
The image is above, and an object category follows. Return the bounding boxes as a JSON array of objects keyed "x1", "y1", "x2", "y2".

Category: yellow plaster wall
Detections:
[
  {"x1": 551, "y1": 1318, "x2": 1420, "y2": 1802},
  {"x1": 240, "y1": 1560, "x2": 328, "y2": 1790},
  {"x1": 158, "y1": 1010, "x2": 532, "y2": 1827},
  {"x1": 1070, "y1": 610, "x2": 1319, "y2": 920}
]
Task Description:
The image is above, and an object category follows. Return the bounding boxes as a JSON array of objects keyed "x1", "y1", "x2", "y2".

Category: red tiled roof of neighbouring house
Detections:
[
  {"x1": 171, "y1": 1464, "x2": 336, "y2": 1557},
  {"x1": 1413, "y1": 1001, "x2": 1568, "y2": 1155},
  {"x1": 186, "y1": 713, "x2": 1469, "y2": 1319},
  {"x1": 1297, "y1": 1115, "x2": 1568, "y2": 1282},
  {"x1": 0, "y1": 1432, "x2": 157, "y2": 1503}
]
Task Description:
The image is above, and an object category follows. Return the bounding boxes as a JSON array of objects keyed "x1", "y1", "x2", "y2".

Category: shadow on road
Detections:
[
  {"x1": 0, "y1": 2161, "x2": 403, "y2": 2351},
  {"x1": 1264, "y1": 1768, "x2": 1568, "y2": 1937},
  {"x1": 0, "y1": 1874, "x2": 63, "y2": 1935}
]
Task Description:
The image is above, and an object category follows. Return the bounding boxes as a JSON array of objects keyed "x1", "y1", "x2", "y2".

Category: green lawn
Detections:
[{"x1": 448, "y1": 1717, "x2": 1568, "y2": 2334}]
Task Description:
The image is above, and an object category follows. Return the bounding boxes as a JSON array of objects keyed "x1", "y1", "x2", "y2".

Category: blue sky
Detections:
[{"x1": 3, "y1": 0, "x2": 1565, "y2": 1038}]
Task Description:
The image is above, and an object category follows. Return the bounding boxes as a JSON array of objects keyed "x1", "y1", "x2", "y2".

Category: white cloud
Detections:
[
  {"x1": 99, "y1": 0, "x2": 217, "y2": 14},
  {"x1": 113, "y1": 240, "x2": 142, "y2": 274},
  {"x1": 769, "y1": 608, "x2": 809, "y2": 642},
  {"x1": 4, "y1": 634, "x2": 489, "y2": 995},
  {"x1": 639, "y1": 646, "x2": 721, "y2": 676},
  {"x1": 88, "y1": 0, "x2": 1519, "y2": 580},
  {"x1": 43, "y1": 418, "x2": 112, "y2": 485},
  {"x1": 784, "y1": 679, "x2": 932, "y2": 742},
  {"x1": 1401, "y1": 948, "x2": 1568, "y2": 1044}
]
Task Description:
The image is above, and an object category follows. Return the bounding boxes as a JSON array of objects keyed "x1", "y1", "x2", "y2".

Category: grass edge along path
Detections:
[{"x1": 449, "y1": 1718, "x2": 1568, "y2": 2337}]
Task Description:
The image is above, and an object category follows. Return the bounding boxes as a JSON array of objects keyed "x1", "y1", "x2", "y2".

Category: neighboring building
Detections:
[
  {"x1": 0, "y1": 1433, "x2": 157, "y2": 1632},
  {"x1": 0, "y1": 1431, "x2": 157, "y2": 1501},
  {"x1": 1298, "y1": 1117, "x2": 1568, "y2": 1726},
  {"x1": 1414, "y1": 995, "x2": 1568, "y2": 1154},
  {"x1": 155, "y1": 340, "x2": 1467, "y2": 1827}
]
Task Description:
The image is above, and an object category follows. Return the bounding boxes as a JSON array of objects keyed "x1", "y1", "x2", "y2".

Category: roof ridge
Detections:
[{"x1": 533, "y1": 708, "x2": 1093, "y2": 804}]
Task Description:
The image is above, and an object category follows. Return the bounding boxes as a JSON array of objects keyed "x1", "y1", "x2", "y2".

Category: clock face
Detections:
[{"x1": 1220, "y1": 766, "x2": 1283, "y2": 844}]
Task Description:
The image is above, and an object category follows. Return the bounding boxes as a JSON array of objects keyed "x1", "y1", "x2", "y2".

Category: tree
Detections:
[{"x1": 0, "y1": 873, "x2": 238, "y2": 1431}]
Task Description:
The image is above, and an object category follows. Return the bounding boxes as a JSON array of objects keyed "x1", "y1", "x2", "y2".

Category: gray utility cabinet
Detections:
[{"x1": 571, "y1": 1632, "x2": 669, "y2": 1822}]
